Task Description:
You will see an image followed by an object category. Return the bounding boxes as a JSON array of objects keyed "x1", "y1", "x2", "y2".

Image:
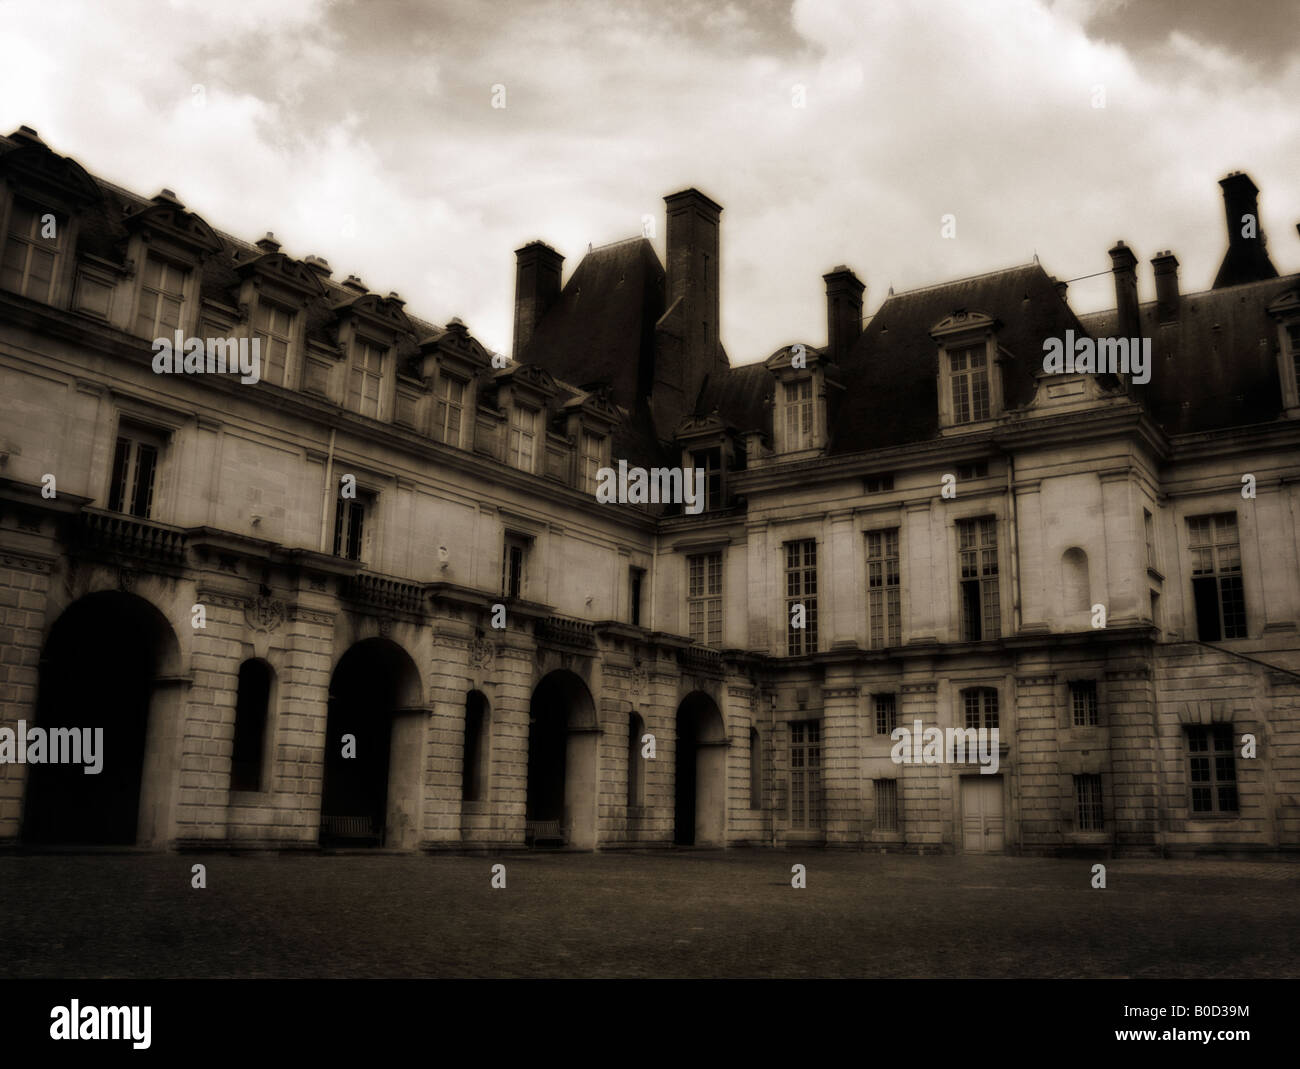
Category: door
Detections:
[{"x1": 961, "y1": 776, "x2": 1004, "y2": 853}]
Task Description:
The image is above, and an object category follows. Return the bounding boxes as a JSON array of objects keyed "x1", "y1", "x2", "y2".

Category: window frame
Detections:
[
  {"x1": 866, "y1": 526, "x2": 902, "y2": 649},
  {"x1": 1, "y1": 198, "x2": 65, "y2": 303},
  {"x1": 253, "y1": 297, "x2": 297, "y2": 389},
  {"x1": 1184, "y1": 723, "x2": 1239, "y2": 816},
  {"x1": 788, "y1": 719, "x2": 823, "y2": 830},
  {"x1": 784, "y1": 538, "x2": 818, "y2": 656},
  {"x1": 107, "y1": 420, "x2": 167, "y2": 520},
  {"x1": 686, "y1": 551, "x2": 723, "y2": 648},
  {"x1": 1187, "y1": 512, "x2": 1247, "y2": 641},
  {"x1": 508, "y1": 404, "x2": 540, "y2": 473},
  {"x1": 134, "y1": 253, "x2": 190, "y2": 339},
  {"x1": 347, "y1": 335, "x2": 389, "y2": 420},
  {"x1": 956, "y1": 516, "x2": 1000, "y2": 641}
]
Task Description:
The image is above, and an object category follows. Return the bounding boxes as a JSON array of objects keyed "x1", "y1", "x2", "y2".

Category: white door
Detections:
[{"x1": 961, "y1": 776, "x2": 1004, "y2": 853}]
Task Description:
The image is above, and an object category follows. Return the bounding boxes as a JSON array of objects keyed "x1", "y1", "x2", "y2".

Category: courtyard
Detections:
[{"x1": 0, "y1": 850, "x2": 1296, "y2": 979}]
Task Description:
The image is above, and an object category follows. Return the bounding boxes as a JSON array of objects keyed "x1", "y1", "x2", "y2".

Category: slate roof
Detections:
[
  {"x1": 829, "y1": 263, "x2": 1086, "y2": 454},
  {"x1": 518, "y1": 237, "x2": 665, "y2": 410},
  {"x1": 1078, "y1": 274, "x2": 1299, "y2": 435}
]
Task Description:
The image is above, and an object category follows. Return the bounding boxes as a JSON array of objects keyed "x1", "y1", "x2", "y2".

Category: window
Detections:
[
  {"x1": 627, "y1": 713, "x2": 645, "y2": 809},
  {"x1": 1144, "y1": 508, "x2": 1156, "y2": 569},
  {"x1": 785, "y1": 539, "x2": 818, "y2": 655},
  {"x1": 1150, "y1": 589, "x2": 1161, "y2": 629},
  {"x1": 949, "y1": 344, "x2": 990, "y2": 424},
  {"x1": 108, "y1": 424, "x2": 164, "y2": 519},
  {"x1": 957, "y1": 517, "x2": 1000, "y2": 640},
  {"x1": 463, "y1": 692, "x2": 489, "y2": 802},
  {"x1": 1075, "y1": 774, "x2": 1104, "y2": 831},
  {"x1": 687, "y1": 552, "x2": 722, "y2": 647},
  {"x1": 348, "y1": 337, "x2": 387, "y2": 419},
  {"x1": 1069, "y1": 680, "x2": 1098, "y2": 727},
  {"x1": 436, "y1": 375, "x2": 466, "y2": 447},
  {"x1": 1288, "y1": 323, "x2": 1300, "y2": 401},
  {"x1": 749, "y1": 728, "x2": 762, "y2": 809},
  {"x1": 874, "y1": 693, "x2": 897, "y2": 736},
  {"x1": 2, "y1": 201, "x2": 63, "y2": 301},
  {"x1": 231, "y1": 659, "x2": 272, "y2": 792},
  {"x1": 874, "y1": 778, "x2": 898, "y2": 833},
  {"x1": 135, "y1": 255, "x2": 187, "y2": 338},
  {"x1": 789, "y1": 719, "x2": 822, "y2": 829},
  {"x1": 962, "y1": 687, "x2": 999, "y2": 731},
  {"x1": 690, "y1": 447, "x2": 723, "y2": 511},
  {"x1": 957, "y1": 460, "x2": 989, "y2": 480},
  {"x1": 1188, "y1": 513, "x2": 1247, "y2": 640},
  {"x1": 1186, "y1": 724, "x2": 1238, "y2": 814},
  {"x1": 508, "y1": 405, "x2": 539, "y2": 472},
  {"x1": 863, "y1": 473, "x2": 894, "y2": 493},
  {"x1": 501, "y1": 535, "x2": 529, "y2": 599},
  {"x1": 784, "y1": 379, "x2": 815, "y2": 450},
  {"x1": 254, "y1": 300, "x2": 295, "y2": 387},
  {"x1": 629, "y1": 567, "x2": 645, "y2": 627},
  {"x1": 866, "y1": 528, "x2": 901, "y2": 648},
  {"x1": 333, "y1": 491, "x2": 372, "y2": 562},
  {"x1": 579, "y1": 431, "x2": 606, "y2": 494}
]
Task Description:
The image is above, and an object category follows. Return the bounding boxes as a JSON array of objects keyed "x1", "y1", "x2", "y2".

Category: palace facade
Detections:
[{"x1": 1, "y1": 126, "x2": 1298, "y2": 855}]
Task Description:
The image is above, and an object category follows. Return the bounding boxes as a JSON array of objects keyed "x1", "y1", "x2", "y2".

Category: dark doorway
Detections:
[
  {"x1": 319, "y1": 638, "x2": 418, "y2": 847},
  {"x1": 674, "y1": 692, "x2": 727, "y2": 846},
  {"x1": 525, "y1": 670, "x2": 598, "y2": 848},
  {"x1": 23, "y1": 591, "x2": 175, "y2": 845}
]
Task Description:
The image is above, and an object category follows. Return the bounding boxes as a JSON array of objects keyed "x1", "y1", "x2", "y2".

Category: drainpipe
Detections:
[{"x1": 319, "y1": 428, "x2": 337, "y2": 552}]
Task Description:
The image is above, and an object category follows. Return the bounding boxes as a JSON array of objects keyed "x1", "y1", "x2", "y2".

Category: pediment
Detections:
[
  {"x1": 0, "y1": 143, "x2": 101, "y2": 206},
  {"x1": 930, "y1": 309, "x2": 998, "y2": 339},
  {"x1": 124, "y1": 200, "x2": 224, "y2": 255},
  {"x1": 237, "y1": 251, "x2": 328, "y2": 299},
  {"x1": 1266, "y1": 288, "x2": 1300, "y2": 320}
]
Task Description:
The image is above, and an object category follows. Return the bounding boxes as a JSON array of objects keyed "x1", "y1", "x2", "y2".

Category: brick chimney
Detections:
[
  {"x1": 823, "y1": 265, "x2": 864, "y2": 364},
  {"x1": 1108, "y1": 240, "x2": 1139, "y2": 339},
  {"x1": 513, "y1": 240, "x2": 563, "y2": 358},
  {"x1": 653, "y1": 188, "x2": 723, "y2": 437},
  {"x1": 1152, "y1": 251, "x2": 1180, "y2": 323},
  {"x1": 1213, "y1": 171, "x2": 1278, "y2": 288}
]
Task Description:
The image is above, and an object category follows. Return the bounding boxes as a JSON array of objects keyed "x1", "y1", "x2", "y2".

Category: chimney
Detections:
[
  {"x1": 1152, "y1": 250, "x2": 1180, "y2": 323},
  {"x1": 653, "y1": 188, "x2": 723, "y2": 436},
  {"x1": 342, "y1": 274, "x2": 367, "y2": 294},
  {"x1": 9, "y1": 125, "x2": 45, "y2": 147},
  {"x1": 1213, "y1": 171, "x2": 1279, "y2": 288},
  {"x1": 513, "y1": 241, "x2": 563, "y2": 358},
  {"x1": 1108, "y1": 240, "x2": 1139, "y2": 339},
  {"x1": 823, "y1": 265, "x2": 864, "y2": 364},
  {"x1": 303, "y1": 255, "x2": 332, "y2": 278},
  {"x1": 255, "y1": 232, "x2": 281, "y2": 254}
]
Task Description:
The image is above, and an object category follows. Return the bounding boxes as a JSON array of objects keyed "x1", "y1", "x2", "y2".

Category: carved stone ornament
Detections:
[
  {"x1": 245, "y1": 595, "x2": 285, "y2": 633},
  {"x1": 469, "y1": 638, "x2": 495, "y2": 669}
]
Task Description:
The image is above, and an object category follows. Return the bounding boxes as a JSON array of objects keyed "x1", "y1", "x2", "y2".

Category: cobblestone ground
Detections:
[{"x1": 1, "y1": 850, "x2": 1297, "y2": 978}]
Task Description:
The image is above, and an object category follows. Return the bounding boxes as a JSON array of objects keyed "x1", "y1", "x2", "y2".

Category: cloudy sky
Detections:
[{"x1": 2, "y1": 0, "x2": 1298, "y2": 362}]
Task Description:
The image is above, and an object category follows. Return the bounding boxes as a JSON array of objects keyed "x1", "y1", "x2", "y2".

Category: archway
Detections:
[
  {"x1": 319, "y1": 638, "x2": 423, "y2": 848},
  {"x1": 23, "y1": 591, "x2": 181, "y2": 845},
  {"x1": 526, "y1": 670, "x2": 598, "y2": 849},
  {"x1": 674, "y1": 692, "x2": 727, "y2": 846}
]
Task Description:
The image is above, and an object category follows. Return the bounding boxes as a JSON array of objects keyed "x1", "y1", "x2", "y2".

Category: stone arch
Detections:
[
  {"x1": 526, "y1": 669, "x2": 599, "y2": 849},
  {"x1": 319, "y1": 637, "x2": 424, "y2": 848},
  {"x1": 23, "y1": 590, "x2": 183, "y2": 845},
  {"x1": 675, "y1": 690, "x2": 727, "y2": 846}
]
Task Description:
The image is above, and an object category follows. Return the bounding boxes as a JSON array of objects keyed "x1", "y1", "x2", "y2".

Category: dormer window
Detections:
[
  {"x1": 691, "y1": 446, "x2": 722, "y2": 510},
  {"x1": 784, "y1": 379, "x2": 815, "y2": 450},
  {"x1": 1266, "y1": 290, "x2": 1300, "y2": 416},
  {"x1": 931, "y1": 311, "x2": 1003, "y2": 430},
  {"x1": 509, "y1": 404, "x2": 539, "y2": 472},
  {"x1": 254, "y1": 299, "x2": 296, "y2": 388},
  {"x1": 948, "y1": 345, "x2": 990, "y2": 424},
  {"x1": 2, "y1": 200, "x2": 63, "y2": 302},
  {"x1": 348, "y1": 337, "x2": 388, "y2": 419},
  {"x1": 135, "y1": 255, "x2": 188, "y2": 338},
  {"x1": 437, "y1": 374, "x2": 466, "y2": 447}
]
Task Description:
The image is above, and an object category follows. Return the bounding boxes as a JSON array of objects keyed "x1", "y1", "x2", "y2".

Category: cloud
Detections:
[{"x1": 1, "y1": 0, "x2": 1297, "y2": 363}]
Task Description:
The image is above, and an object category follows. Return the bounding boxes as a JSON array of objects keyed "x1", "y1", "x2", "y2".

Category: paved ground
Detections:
[{"x1": 1, "y1": 850, "x2": 1297, "y2": 978}]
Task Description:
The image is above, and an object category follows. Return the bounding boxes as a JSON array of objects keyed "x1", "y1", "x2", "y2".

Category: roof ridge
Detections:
[{"x1": 878, "y1": 261, "x2": 1042, "y2": 302}]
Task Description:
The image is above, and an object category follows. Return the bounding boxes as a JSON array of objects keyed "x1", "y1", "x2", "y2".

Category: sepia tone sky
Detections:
[{"x1": 3, "y1": 0, "x2": 1298, "y2": 362}]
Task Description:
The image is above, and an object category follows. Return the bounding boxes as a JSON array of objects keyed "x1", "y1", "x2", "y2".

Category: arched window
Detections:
[
  {"x1": 627, "y1": 712, "x2": 645, "y2": 809},
  {"x1": 749, "y1": 727, "x2": 762, "y2": 809},
  {"x1": 1062, "y1": 547, "x2": 1090, "y2": 614},
  {"x1": 463, "y1": 691, "x2": 490, "y2": 802},
  {"x1": 231, "y1": 659, "x2": 272, "y2": 792}
]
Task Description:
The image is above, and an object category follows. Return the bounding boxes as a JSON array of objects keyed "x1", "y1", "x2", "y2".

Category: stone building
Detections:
[{"x1": 1, "y1": 126, "x2": 1297, "y2": 856}]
